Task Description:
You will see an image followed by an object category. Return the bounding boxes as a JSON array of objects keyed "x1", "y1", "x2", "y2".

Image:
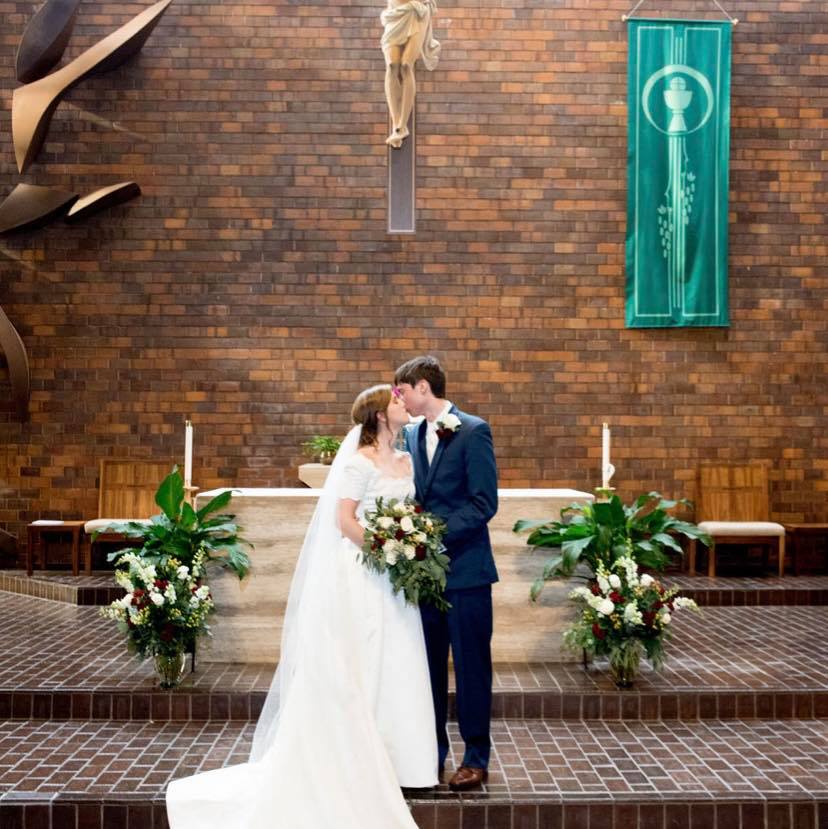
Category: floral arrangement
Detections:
[
  {"x1": 563, "y1": 554, "x2": 699, "y2": 686},
  {"x1": 100, "y1": 549, "x2": 214, "y2": 663},
  {"x1": 361, "y1": 496, "x2": 451, "y2": 611}
]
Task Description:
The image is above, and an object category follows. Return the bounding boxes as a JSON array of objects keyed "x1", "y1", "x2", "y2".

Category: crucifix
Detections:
[{"x1": 382, "y1": 0, "x2": 441, "y2": 233}]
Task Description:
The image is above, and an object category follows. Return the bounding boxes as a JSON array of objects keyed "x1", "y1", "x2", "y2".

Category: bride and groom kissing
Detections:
[{"x1": 167, "y1": 355, "x2": 499, "y2": 828}]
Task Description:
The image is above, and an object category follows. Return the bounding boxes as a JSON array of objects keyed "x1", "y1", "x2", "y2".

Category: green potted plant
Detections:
[
  {"x1": 514, "y1": 492, "x2": 710, "y2": 686},
  {"x1": 99, "y1": 467, "x2": 251, "y2": 688},
  {"x1": 302, "y1": 434, "x2": 342, "y2": 465}
]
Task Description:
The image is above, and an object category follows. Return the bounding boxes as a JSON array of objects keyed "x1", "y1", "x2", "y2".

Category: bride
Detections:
[{"x1": 167, "y1": 384, "x2": 438, "y2": 828}]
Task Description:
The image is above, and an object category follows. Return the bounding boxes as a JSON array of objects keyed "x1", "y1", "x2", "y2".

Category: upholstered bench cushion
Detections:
[
  {"x1": 84, "y1": 518, "x2": 152, "y2": 533},
  {"x1": 698, "y1": 521, "x2": 785, "y2": 537}
]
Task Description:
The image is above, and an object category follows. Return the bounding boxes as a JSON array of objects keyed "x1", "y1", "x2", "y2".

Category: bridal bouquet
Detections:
[
  {"x1": 563, "y1": 555, "x2": 699, "y2": 687},
  {"x1": 361, "y1": 497, "x2": 451, "y2": 611}
]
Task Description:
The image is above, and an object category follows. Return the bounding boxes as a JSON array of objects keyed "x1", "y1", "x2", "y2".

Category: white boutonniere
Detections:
[{"x1": 435, "y1": 413, "x2": 461, "y2": 440}]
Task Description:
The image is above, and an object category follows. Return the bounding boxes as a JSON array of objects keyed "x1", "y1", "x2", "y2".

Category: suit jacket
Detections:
[{"x1": 405, "y1": 406, "x2": 499, "y2": 591}]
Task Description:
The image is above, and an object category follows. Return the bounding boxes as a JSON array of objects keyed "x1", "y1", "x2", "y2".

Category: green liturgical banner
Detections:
[{"x1": 626, "y1": 19, "x2": 731, "y2": 328}]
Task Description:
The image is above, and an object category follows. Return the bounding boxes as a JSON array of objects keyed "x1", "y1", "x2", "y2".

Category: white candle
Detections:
[
  {"x1": 184, "y1": 420, "x2": 193, "y2": 486},
  {"x1": 601, "y1": 422, "x2": 610, "y2": 488}
]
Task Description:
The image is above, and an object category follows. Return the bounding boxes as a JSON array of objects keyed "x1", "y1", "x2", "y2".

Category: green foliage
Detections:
[
  {"x1": 99, "y1": 467, "x2": 251, "y2": 580},
  {"x1": 302, "y1": 435, "x2": 342, "y2": 460},
  {"x1": 514, "y1": 492, "x2": 710, "y2": 601}
]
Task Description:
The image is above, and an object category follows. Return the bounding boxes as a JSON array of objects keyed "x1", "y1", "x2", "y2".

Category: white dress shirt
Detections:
[{"x1": 426, "y1": 401, "x2": 453, "y2": 464}]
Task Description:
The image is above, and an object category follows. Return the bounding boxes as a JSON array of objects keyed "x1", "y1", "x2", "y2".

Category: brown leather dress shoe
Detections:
[{"x1": 448, "y1": 766, "x2": 488, "y2": 791}]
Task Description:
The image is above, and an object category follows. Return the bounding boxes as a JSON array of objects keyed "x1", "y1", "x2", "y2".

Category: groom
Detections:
[{"x1": 394, "y1": 355, "x2": 498, "y2": 791}]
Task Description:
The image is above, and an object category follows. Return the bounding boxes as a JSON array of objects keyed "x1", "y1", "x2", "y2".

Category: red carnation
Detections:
[
  {"x1": 609, "y1": 591, "x2": 622, "y2": 604},
  {"x1": 415, "y1": 545, "x2": 427, "y2": 561},
  {"x1": 591, "y1": 623, "x2": 606, "y2": 640}
]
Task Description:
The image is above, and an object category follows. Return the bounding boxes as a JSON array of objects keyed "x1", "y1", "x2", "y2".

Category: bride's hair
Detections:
[{"x1": 351, "y1": 384, "x2": 393, "y2": 447}]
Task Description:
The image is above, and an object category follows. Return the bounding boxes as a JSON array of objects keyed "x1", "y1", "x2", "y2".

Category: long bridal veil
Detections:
[{"x1": 249, "y1": 424, "x2": 361, "y2": 761}]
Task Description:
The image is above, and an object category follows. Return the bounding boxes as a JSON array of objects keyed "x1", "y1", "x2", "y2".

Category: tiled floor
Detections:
[
  {"x1": 2, "y1": 590, "x2": 827, "y2": 694},
  {"x1": 2, "y1": 717, "x2": 828, "y2": 800}
]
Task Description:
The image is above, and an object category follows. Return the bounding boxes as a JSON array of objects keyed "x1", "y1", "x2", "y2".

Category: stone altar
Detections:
[{"x1": 196, "y1": 487, "x2": 594, "y2": 664}]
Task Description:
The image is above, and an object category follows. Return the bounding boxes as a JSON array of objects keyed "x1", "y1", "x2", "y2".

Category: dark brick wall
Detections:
[{"x1": 0, "y1": 0, "x2": 826, "y2": 555}]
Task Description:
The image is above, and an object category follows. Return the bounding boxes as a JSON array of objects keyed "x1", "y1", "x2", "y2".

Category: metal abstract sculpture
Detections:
[
  {"x1": 0, "y1": 306, "x2": 31, "y2": 418},
  {"x1": 65, "y1": 181, "x2": 141, "y2": 223},
  {"x1": 16, "y1": 0, "x2": 82, "y2": 84},
  {"x1": 0, "y1": 183, "x2": 78, "y2": 234},
  {"x1": 12, "y1": 0, "x2": 174, "y2": 172}
]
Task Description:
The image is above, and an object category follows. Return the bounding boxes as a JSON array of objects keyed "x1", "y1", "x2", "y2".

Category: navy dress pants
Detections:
[{"x1": 421, "y1": 584, "x2": 493, "y2": 770}]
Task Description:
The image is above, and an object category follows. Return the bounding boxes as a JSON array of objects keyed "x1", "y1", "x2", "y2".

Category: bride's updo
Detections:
[{"x1": 351, "y1": 384, "x2": 393, "y2": 447}]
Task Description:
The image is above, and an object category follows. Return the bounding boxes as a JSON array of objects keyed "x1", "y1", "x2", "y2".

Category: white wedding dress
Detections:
[{"x1": 167, "y1": 434, "x2": 438, "y2": 828}]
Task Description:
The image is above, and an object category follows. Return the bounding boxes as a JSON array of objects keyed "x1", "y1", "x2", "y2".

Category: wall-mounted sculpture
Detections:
[
  {"x1": 12, "y1": 0, "x2": 174, "y2": 172},
  {"x1": 0, "y1": 307, "x2": 31, "y2": 419},
  {"x1": 0, "y1": 183, "x2": 78, "y2": 234},
  {"x1": 16, "y1": 0, "x2": 82, "y2": 84},
  {"x1": 65, "y1": 181, "x2": 141, "y2": 223}
]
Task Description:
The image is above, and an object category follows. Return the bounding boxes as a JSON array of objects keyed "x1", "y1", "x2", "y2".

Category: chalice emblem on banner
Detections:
[{"x1": 641, "y1": 61, "x2": 714, "y2": 312}]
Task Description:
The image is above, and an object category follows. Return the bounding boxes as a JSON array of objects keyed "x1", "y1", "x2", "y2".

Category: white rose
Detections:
[
  {"x1": 399, "y1": 516, "x2": 415, "y2": 534},
  {"x1": 177, "y1": 565, "x2": 189, "y2": 579},
  {"x1": 164, "y1": 586, "x2": 177, "y2": 603},
  {"x1": 640, "y1": 574, "x2": 654, "y2": 588},
  {"x1": 597, "y1": 575, "x2": 610, "y2": 594},
  {"x1": 598, "y1": 599, "x2": 615, "y2": 616},
  {"x1": 119, "y1": 594, "x2": 133, "y2": 610},
  {"x1": 393, "y1": 503, "x2": 406, "y2": 516},
  {"x1": 385, "y1": 549, "x2": 399, "y2": 565},
  {"x1": 403, "y1": 545, "x2": 416, "y2": 560},
  {"x1": 660, "y1": 611, "x2": 672, "y2": 624},
  {"x1": 195, "y1": 585, "x2": 210, "y2": 600},
  {"x1": 150, "y1": 592, "x2": 164, "y2": 607},
  {"x1": 413, "y1": 532, "x2": 427, "y2": 544},
  {"x1": 190, "y1": 596, "x2": 200, "y2": 607},
  {"x1": 673, "y1": 597, "x2": 697, "y2": 610},
  {"x1": 442, "y1": 413, "x2": 461, "y2": 430},
  {"x1": 377, "y1": 516, "x2": 394, "y2": 530},
  {"x1": 608, "y1": 574, "x2": 621, "y2": 589}
]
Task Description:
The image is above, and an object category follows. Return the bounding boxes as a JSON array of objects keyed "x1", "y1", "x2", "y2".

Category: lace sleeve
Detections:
[{"x1": 338, "y1": 455, "x2": 371, "y2": 502}]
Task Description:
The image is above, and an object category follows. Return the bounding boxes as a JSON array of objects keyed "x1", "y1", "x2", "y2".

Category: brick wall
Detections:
[{"x1": 0, "y1": 0, "x2": 826, "y2": 557}]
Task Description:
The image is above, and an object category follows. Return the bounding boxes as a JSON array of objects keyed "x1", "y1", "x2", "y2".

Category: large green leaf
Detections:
[
  {"x1": 155, "y1": 470, "x2": 184, "y2": 520},
  {"x1": 196, "y1": 489, "x2": 235, "y2": 520}
]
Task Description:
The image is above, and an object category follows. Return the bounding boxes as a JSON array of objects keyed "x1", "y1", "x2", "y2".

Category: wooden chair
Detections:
[
  {"x1": 688, "y1": 463, "x2": 785, "y2": 578},
  {"x1": 83, "y1": 459, "x2": 173, "y2": 571}
]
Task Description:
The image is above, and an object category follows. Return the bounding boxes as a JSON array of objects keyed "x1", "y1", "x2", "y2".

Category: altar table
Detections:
[{"x1": 195, "y1": 488, "x2": 594, "y2": 664}]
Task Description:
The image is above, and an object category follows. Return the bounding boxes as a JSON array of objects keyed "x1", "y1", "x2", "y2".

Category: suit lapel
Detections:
[
  {"x1": 414, "y1": 419, "x2": 429, "y2": 490},
  {"x1": 423, "y1": 405, "x2": 460, "y2": 497}
]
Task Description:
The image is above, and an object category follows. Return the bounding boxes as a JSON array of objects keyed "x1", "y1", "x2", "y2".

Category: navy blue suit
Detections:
[{"x1": 405, "y1": 406, "x2": 498, "y2": 770}]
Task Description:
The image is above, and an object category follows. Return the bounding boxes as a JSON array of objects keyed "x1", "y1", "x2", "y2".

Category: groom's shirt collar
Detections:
[{"x1": 426, "y1": 400, "x2": 453, "y2": 429}]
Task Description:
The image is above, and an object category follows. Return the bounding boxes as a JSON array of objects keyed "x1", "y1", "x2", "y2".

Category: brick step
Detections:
[
  {"x1": 1, "y1": 718, "x2": 827, "y2": 829},
  {"x1": 5, "y1": 684, "x2": 828, "y2": 723},
  {"x1": 5, "y1": 571, "x2": 828, "y2": 607}
]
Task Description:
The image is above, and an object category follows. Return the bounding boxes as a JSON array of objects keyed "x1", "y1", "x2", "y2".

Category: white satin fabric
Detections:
[{"x1": 167, "y1": 432, "x2": 437, "y2": 828}]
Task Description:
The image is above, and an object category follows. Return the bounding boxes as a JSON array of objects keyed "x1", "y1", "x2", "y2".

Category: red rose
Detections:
[
  {"x1": 643, "y1": 611, "x2": 656, "y2": 626},
  {"x1": 591, "y1": 623, "x2": 606, "y2": 640},
  {"x1": 590, "y1": 583, "x2": 601, "y2": 596},
  {"x1": 414, "y1": 505, "x2": 424, "y2": 514},
  {"x1": 154, "y1": 579, "x2": 169, "y2": 591},
  {"x1": 415, "y1": 545, "x2": 427, "y2": 561},
  {"x1": 653, "y1": 600, "x2": 663, "y2": 611},
  {"x1": 395, "y1": 529, "x2": 405, "y2": 541},
  {"x1": 609, "y1": 591, "x2": 622, "y2": 604},
  {"x1": 131, "y1": 588, "x2": 145, "y2": 606}
]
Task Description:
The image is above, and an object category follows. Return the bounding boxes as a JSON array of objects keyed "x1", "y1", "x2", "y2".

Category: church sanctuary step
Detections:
[
  {"x1": 0, "y1": 570, "x2": 121, "y2": 606},
  {"x1": 4, "y1": 592, "x2": 828, "y2": 723},
  {"x1": 664, "y1": 575, "x2": 828, "y2": 607},
  {"x1": 1, "y1": 718, "x2": 827, "y2": 829}
]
